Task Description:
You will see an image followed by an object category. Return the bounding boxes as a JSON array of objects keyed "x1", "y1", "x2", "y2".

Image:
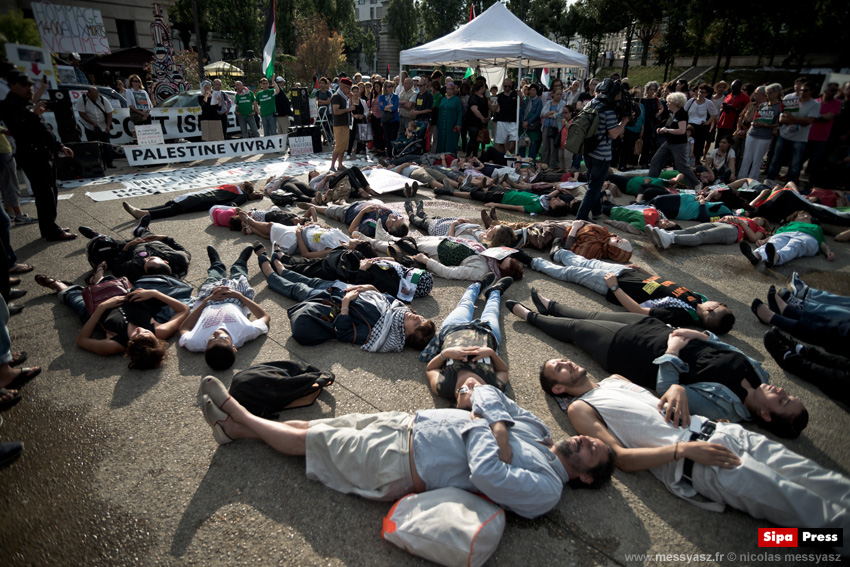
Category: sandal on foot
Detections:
[
  {"x1": 9, "y1": 352, "x2": 27, "y2": 367},
  {"x1": 200, "y1": 376, "x2": 232, "y2": 410},
  {"x1": 5, "y1": 367, "x2": 41, "y2": 390},
  {"x1": 202, "y1": 395, "x2": 233, "y2": 445},
  {"x1": 85, "y1": 262, "x2": 108, "y2": 285},
  {"x1": 252, "y1": 240, "x2": 267, "y2": 257},
  {"x1": 0, "y1": 388, "x2": 22, "y2": 412}
]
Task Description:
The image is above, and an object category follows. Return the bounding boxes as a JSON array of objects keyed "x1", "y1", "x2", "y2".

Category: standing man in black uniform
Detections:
[{"x1": 1, "y1": 71, "x2": 76, "y2": 241}]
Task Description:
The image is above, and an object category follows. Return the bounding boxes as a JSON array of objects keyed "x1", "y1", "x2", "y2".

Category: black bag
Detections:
[
  {"x1": 229, "y1": 361, "x2": 335, "y2": 418},
  {"x1": 269, "y1": 190, "x2": 297, "y2": 208}
]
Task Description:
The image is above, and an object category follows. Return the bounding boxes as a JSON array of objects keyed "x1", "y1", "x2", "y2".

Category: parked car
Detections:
[
  {"x1": 57, "y1": 83, "x2": 129, "y2": 108},
  {"x1": 156, "y1": 89, "x2": 236, "y2": 108}
]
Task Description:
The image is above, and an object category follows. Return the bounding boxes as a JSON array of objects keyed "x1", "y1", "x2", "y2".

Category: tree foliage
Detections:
[
  {"x1": 286, "y1": 16, "x2": 345, "y2": 84},
  {"x1": 0, "y1": 9, "x2": 42, "y2": 48},
  {"x1": 420, "y1": 0, "x2": 466, "y2": 42},
  {"x1": 383, "y1": 0, "x2": 419, "y2": 50}
]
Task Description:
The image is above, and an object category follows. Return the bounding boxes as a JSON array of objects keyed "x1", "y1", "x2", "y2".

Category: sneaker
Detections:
[
  {"x1": 655, "y1": 227, "x2": 674, "y2": 250},
  {"x1": 13, "y1": 214, "x2": 36, "y2": 224},
  {"x1": 404, "y1": 200, "x2": 415, "y2": 218},
  {"x1": 763, "y1": 328, "x2": 798, "y2": 367},
  {"x1": 132, "y1": 214, "x2": 151, "y2": 238},
  {"x1": 646, "y1": 225, "x2": 662, "y2": 249},
  {"x1": 482, "y1": 276, "x2": 513, "y2": 299},
  {"x1": 415, "y1": 200, "x2": 425, "y2": 218},
  {"x1": 789, "y1": 272, "x2": 807, "y2": 299},
  {"x1": 478, "y1": 272, "x2": 497, "y2": 297},
  {"x1": 434, "y1": 187, "x2": 454, "y2": 196}
]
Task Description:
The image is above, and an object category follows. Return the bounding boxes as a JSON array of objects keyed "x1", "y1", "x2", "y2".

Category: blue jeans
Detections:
[
  {"x1": 261, "y1": 114, "x2": 277, "y2": 136},
  {"x1": 263, "y1": 260, "x2": 332, "y2": 301},
  {"x1": 237, "y1": 114, "x2": 260, "y2": 138},
  {"x1": 575, "y1": 154, "x2": 609, "y2": 220},
  {"x1": 204, "y1": 254, "x2": 249, "y2": 287},
  {"x1": 440, "y1": 282, "x2": 502, "y2": 346},
  {"x1": 767, "y1": 136, "x2": 806, "y2": 183},
  {"x1": 58, "y1": 285, "x2": 90, "y2": 324},
  {"x1": 531, "y1": 251, "x2": 627, "y2": 296}
]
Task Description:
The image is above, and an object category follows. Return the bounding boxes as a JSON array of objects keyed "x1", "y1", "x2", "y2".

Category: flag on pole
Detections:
[
  {"x1": 540, "y1": 68, "x2": 551, "y2": 89},
  {"x1": 261, "y1": 0, "x2": 276, "y2": 80},
  {"x1": 469, "y1": 3, "x2": 475, "y2": 21},
  {"x1": 387, "y1": 63, "x2": 391, "y2": 80},
  {"x1": 464, "y1": 67, "x2": 474, "y2": 79}
]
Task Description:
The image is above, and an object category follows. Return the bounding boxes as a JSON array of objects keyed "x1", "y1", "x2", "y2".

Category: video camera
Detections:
[{"x1": 595, "y1": 79, "x2": 641, "y2": 120}]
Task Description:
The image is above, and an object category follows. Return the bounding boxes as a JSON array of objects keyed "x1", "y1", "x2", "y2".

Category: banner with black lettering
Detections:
[{"x1": 126, "y1": 135, "x2": 289, "y2": 166}]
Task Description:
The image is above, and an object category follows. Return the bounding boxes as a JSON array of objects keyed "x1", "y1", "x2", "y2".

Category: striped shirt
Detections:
[{"x1": 588, "y1": 108, "x2": 618, "y2": 161}]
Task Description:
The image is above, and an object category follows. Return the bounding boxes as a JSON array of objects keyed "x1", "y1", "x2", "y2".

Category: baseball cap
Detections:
[
  {"x1": 275, "y1": 76, "x2": 284, "y2": 83},
  {"x1": 6, "y1": 71, "x2": 33, "y2": 86}
]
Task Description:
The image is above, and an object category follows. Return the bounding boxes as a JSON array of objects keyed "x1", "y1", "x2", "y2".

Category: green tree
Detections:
[
  {"x1": 361, "y1": 28, "x2": 377, "y2": 62},
  {"x1": 286, "y1": 16, "x2": 345, "y2": 84},
  {"x1": 215, "y1": 0, "x2": 262, "y2": 59},
  {"x1": 0, "y1": 9, "x2": 42, "y2": 48},
  {"x1": 383, "y1": 0, "x2": 419, "y2": 49},
  {"x1": 420, "y1": 0, "x2": 465, "y2": 41}
]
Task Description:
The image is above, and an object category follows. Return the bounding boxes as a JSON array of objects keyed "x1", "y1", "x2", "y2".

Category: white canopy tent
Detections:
[{"x1": 399, "y1": 2, "x2": 587, "y2": 154}]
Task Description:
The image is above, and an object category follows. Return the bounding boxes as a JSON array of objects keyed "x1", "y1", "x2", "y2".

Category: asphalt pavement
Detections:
[{"x1": 1, "y1": 152, "x2": 848, "y2": 567}]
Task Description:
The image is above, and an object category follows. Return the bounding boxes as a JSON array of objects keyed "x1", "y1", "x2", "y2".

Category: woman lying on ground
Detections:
[
  {"x1": 254, "y1": 243, "x2": 434, "y2": 351},
  {"x1": 210, "y1": 205, "x2": 317, "y2": 233},
  {"x1": 740, "y1": 210, "x2": 835, "y2": 268},
  {"x1": 434, "y1": 184, "x2": 578, "y2": 217},
  {"x1": 35, "y1": 266, "x2": 189, "y2": 367},
  {"x1": 122, "y1": 182, "x2": 262, "y2": 220},
  {"x1": 240, "y1": 213, "x2": 361, "y2": 259},
  {"x1": 420, "y1": 274, "x2": 513, "y2": 401},
  {"x1": 646, "y1": 214, "x2": 768, "y2": 250},
  {"x1": 403, "y1": 200, "x2": 518, "y2": 246}
]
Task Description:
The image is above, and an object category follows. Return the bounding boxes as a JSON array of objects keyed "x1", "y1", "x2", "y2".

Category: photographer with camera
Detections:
[
  {"x1": 648, "y1": 92, "x2": 702, "y2": 189},
  {"x1": 76, "y1": 86, "x2": 115, "y2": 169},
  {"x1": 575, "y1": 79, "x2": 632, "y2": 221}
]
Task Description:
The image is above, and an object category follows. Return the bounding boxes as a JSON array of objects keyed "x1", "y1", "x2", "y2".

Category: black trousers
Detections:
[
  {"x1": 281, "y1": 180, "x2": 316, "y2": 201},
  {"x1": 17, "y1": 153, "x2": 62, "y2": 239},
  {"x1": 331, "y1": 166, "x2": 369, "y2": 191},
  {"x1": 780, "y1": 347, "x2": 850, "y2": 407},
  {"x1": 526, "y1": 303, "x2": 646, "y2": 368}
]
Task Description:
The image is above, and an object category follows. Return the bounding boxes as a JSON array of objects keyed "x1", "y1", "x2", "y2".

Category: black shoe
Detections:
[
  {"x1": 764, "y1": 242, "x2": 777, "y2": 268},
  {"x1": 763, "y1": 328, "x2": 797, "y2": 368},
  {"x1": 740, "y1": 241, "x2": 759, "y2": 265},
  {"x1": 207, "y1": 246, "x2": 221, "y2": 264},
  {"x1": 511, "y1": 249, "x2": 533, "y2": 267},
  {"x1": 378, "y1": 158, "x2": 390, "y2": 167},
  {"x1": 238, "y1": 245, "x2": 253, "y2": 265},
  {"x1": 7, "y1": 303, "x2": 24, "y2": 316},
  {"x1": 751, "y1": 298, "x2": 772, "y2": 325},
  {"x1": 8, "y1": 289, "x2": 27, "y2": 300},
  {"x1": 415, "y1": 200, "x2": 425, "y2": 218},
  {"x1": 434, "y1": 187, "x2": 454, "y2": 196},
  {"x1": 767, "y1": 285, "x2": 778, "y2": 312},
  {"x1": 478, "y1": 272, "x2": 497, "y2": 297},
  {"x1": 78, "y1": 226, "x2": 100, "y2": 239},
  {"x1": 0, "y1": 441, "x2": 23, "y2": 469},
  {"x1": 530, "y1": 287, "x2": 550, "y2": 315},
  {"x1": 549, "y1": 239, "x2": 563, "y2": 261},
  {"x1": 404, "y1": 200, "x2": 415, "y2": 218},
  {"x1": 132, "y1": 214, "x2": 151, "y2": 238},
  {"x1": 482, "y1": 276, "x2": 513, "y2": 299}
]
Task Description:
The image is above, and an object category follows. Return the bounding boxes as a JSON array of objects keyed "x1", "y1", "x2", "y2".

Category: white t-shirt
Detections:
[
  {"x1": 178, "y1": 303, "x2": 268, "y2": 352},
  {"x1": 126, "y1": 88, "x2": 152, "y2": 112},
  {"x1": 708, "y1": 148, "x2": 735, "y2": 170},
  {"x1": 269, "y1": 224, "x2": 348, "y2": 255},
  {"x1": 779, "y1": 95, "x2": 820, "y2": 142},
  {"x1": 75, "y1": 94, "x2": 114, "y2": 131},
  {"x1": 684, "y1": 97, "x2": 717, "y2": 125}
]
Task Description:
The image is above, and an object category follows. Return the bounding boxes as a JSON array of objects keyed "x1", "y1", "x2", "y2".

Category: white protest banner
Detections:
[
  {"x1": 125, "y1": 135, "x2": 289, "y2": 166},
  {"x1": 289, "y1": 136, "x2": 313, "y2": 156},
  {"x1": 362, "y1": 168, "x2": 409, "y2": 194},
  {"x1": 5, "y1": 43, "x2": 57, "y2": 89},
  {"x1": 309, "y1": 98, "x2": 318, "y2": 119},
  {"x1": 134, "y1": 124, "x2": 165, "y2": 146},
  {"x1": 32, "y1": 2, "x2": 110, "y2": 54}
]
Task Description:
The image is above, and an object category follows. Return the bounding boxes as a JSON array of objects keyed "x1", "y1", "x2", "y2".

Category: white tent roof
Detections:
[{"x1": 399, "y1": 2, "x2": 587, "y2": 69}]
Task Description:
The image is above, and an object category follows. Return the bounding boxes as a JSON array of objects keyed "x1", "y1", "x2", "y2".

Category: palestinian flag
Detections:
[
  {"x1": 540, "y1": 68, "x2": 551, "y2": 88},
  {"x1": 261, "y1": 0, "x2": 276, "y2": 80}
]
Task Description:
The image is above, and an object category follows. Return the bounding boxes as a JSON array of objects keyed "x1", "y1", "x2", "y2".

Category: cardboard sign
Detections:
[
  {"x1": 289, "y1": 136, "x2": 313, "y2": 156},
  {"x1": 32, "y1": 2, "x2": 110, "y2": 54},
  {"x1": 309, "y1": 98, "x2": 318, "y2": 119},
  {"x1": 134, "y1": 124, "x2": 165, "y2": 146},
  {"x1": 362, "y1": 168, "x2": 409, "y2": 194},
  {"x1": 5, "y1": 43, "x2": 57, "y2": 89},
  {"x1": 56, "y1": 65, "x2": 76, "y2": 84},
  {"x1": 479, "y1": 247, "x2": 518, "y2": 261},
  {"x1": 125, "y1": 134, "x2": 289, "y2": 166}
]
